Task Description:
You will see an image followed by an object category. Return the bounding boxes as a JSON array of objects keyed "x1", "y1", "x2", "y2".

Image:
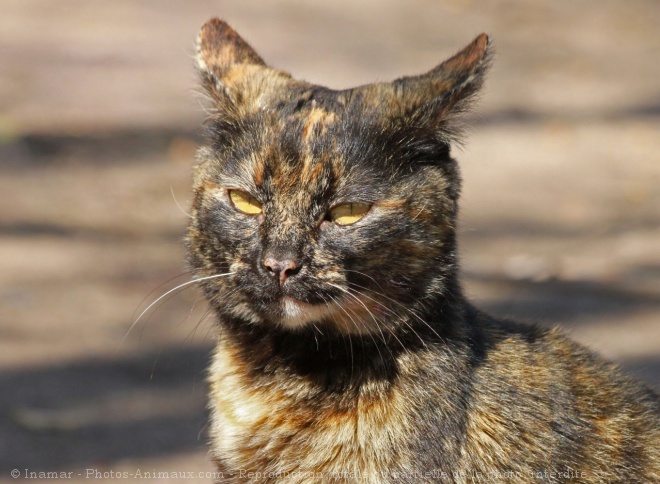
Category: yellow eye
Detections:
[
  {"x1": 329, "y1": 203, "x2": 370, "y2": 226},
  {"x1": 228, "y1": 189, "x2": 262, "y2": 215}
]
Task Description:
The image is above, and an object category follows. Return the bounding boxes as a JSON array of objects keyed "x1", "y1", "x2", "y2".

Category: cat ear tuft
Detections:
[{"x1": 395, "y1": 33, "x2": 492, "y2": 143}]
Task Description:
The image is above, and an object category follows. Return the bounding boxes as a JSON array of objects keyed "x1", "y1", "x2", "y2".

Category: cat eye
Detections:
[
  {"x1": 328, "y1": 203, "x2": 370, "y2": 226},
  {"x1": 228, "y1": 189, "x2": 262, "y2": 215}
]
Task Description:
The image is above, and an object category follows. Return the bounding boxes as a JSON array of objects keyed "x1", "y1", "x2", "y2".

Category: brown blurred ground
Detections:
[{"x1": 1, "y1": 0, "x2": 658, "y2": 481}]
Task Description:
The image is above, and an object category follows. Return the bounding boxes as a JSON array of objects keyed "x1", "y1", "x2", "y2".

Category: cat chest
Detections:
[{"x1": 208, "y1": 348, "x2": 413, "y2": 478}]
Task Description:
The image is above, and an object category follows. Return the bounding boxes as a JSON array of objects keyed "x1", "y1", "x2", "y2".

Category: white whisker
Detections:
[
  {"x1": 131, "y1": 271, "x2": 192, "y2": 322},
  {"x1": 123, "y1": 272, "x2": 234, "y2": 345},
  {"x1": 331, "y1": 293, "x2": 380, "y2": 370},
  {"x1": 171, "y1": 185, "x2": 193, "y2": 218},
  {"x1": 347, "y1": 279, "x2": 442, "y2": 339},
  {"x1": 411, "y1": 200, "x2": 429, "y2": 222},
  {"x1": 327, "y1": 283, "x2": 394, "y2": 359},
  {"x1": 325, "y1": 294, "x2": 354, "y2": 373},
  {"x1": 341, "y1": 283, "x2": 428, "y2": 351},
  {"x1": 346, "y1": 280, "x2": 460, "y2": 366}
]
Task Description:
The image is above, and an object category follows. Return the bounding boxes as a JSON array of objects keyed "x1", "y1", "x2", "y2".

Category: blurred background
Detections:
[{"x1": 1, "y1": 0, "x2": 658, "y2": 481}]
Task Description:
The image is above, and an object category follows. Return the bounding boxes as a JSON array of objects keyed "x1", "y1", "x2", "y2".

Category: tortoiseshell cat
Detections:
[{"x1": 188, "y1": 18, "x2": 659, "y2": 483}]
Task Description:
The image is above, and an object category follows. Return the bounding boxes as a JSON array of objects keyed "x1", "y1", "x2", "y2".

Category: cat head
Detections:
[{"x1": 188, "y1": 19, "x2": 490, "y2": 335}]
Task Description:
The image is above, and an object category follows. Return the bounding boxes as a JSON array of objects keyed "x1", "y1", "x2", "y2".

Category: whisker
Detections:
[
  {"x1": 131, "y1": 272, "x2": 192, "y2": 322},
  {"x1": 327, "y1": 284, "x2": 393, "y2": 360},
  {"x1": 201, "y1": 310, "x2": 219, "y2": 344},
  {"x1": 136, "y1": 280, "x2": 201, "y2": 342},
  {"x1": 349, "y1": 282, "x2": 461, "y2": 366},
  {"x1": 343, "y1": 269, "x2": 389, "y2": 295},
  {"x1": 332, "y1": 278, "x2": 446, "y2": 358},
  {"x1": 324, "y1": 293, "x2": 354, "y2": 374},
  {"x1": 346, "y1": 280, "x2": 442, "y2": 340},
  {"x1": 183, "y1": 301, "x2": 215, "y2": 347},
  {"x1": 327, "y1": 292, "x2": 371, "y2": 363},
  {"x1": 123, "y1": 272, "x2": 234, "y2": 345},
  {"x1": 411, "y1": 200, "x2": 429, "y2": 222},
  {"x1": 311, "y1": 324, "x2": 321, "y2": 350},
  {"x1": 327, "y1": 293, "x2": 359, "y2": 336},
  {"x1": 329, "y1": 293, "x2": 375, "y2": 372},
  {"x1": 171, "y1": 185, "x2": 193, "y2": 219},
  {"x1": 340, "y1": 284, "x2": 428, "y2": 351}
]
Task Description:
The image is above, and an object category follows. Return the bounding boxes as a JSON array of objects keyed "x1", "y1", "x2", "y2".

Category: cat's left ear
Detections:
[{"x1": 393, "y1": 33, "x2": 492, "y2": 142}]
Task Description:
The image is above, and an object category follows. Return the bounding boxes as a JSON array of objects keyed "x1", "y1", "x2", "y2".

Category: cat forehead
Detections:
[
  {"x1": 214, "y1": 101, "x2": 389, "y2": 204},
  {"x1": 243, "y1": 92, "x2": 357, "y2": 168},
  {"x1": 248, "y1": 111, "x2": 353, "y2": 196},
  {"x1": 274, "y1": 95, "x2": 342, "y2": 143},
  {"x1": 297, "y1": 103, "x2": 338, "y2": 140}
]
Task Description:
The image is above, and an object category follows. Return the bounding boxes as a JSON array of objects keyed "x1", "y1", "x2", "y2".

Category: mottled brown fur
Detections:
[{"x1": 188, "y1": 18, "x2": 659, "y2": 483}]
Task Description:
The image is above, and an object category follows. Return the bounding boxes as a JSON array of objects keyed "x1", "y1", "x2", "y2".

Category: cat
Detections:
[{"x1": 187, "y1": 18, "x2": 659, "y2": 483}]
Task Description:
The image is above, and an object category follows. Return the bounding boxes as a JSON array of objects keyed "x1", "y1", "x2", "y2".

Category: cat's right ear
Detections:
[{"x1": 196, "y1": 19, "x2": 278, "y2": 115}]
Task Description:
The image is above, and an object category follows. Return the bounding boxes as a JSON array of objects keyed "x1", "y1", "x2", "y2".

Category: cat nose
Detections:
[{"x1": 263, "y1": 255, "x2": 301, "y2": 286}]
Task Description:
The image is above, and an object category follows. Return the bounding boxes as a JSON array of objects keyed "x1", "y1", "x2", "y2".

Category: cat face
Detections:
[{"x1": 188, "y1": 19, "x2": 490, "y2": 334}]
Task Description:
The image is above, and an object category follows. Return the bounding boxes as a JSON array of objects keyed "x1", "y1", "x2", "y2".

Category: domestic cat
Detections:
[{"x1": 188, "y1": 18, "x2": 659, "y2": 483}]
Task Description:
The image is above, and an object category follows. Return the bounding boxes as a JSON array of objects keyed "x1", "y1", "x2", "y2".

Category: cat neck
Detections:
[{"x1": 214, "y1": 280, "x2": 471, "y2": 389}]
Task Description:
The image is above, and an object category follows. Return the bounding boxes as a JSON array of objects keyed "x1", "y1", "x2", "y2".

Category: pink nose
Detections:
[{"x1": 263, "y1": 257, "x2": 300, "y2": 286}]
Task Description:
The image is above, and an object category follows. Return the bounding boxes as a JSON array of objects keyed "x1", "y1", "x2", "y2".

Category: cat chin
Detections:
[
  {"x1": 278, "y1": 295, "x2": 380, "y2": 335},
  {"x1": 278, "y1": 297, "x2": 336, "y2": 329}
]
